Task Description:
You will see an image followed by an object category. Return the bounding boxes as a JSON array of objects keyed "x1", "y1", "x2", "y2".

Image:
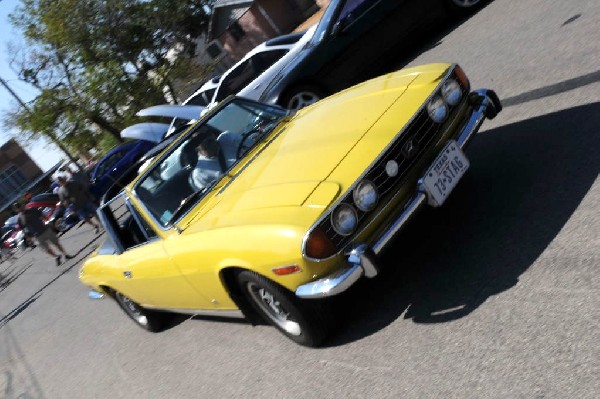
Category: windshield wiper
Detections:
[{"x1": 167, "y1": 181, "x2": 217, "y2": 225}]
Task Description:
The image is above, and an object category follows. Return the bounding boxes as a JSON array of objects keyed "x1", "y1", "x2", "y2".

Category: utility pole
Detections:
[{"x1": 0, "y1": 75, "x2": 79, "y2": 166}]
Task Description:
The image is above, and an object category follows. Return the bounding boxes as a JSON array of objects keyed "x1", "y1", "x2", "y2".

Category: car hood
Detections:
[
  {"x1": 121, "y1": 123, "x2": 170, "y2": 144},
  {"x1": 183, "y1": 65, "x2": 449, "y2": 230},
  {"x1": 136, "y1": 104, "x2": 205, "y2": 120}
]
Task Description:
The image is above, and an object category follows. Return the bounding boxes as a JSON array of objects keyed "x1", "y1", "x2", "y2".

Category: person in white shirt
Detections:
[{"x1": 190, "y1": 135, "x2": 226, "y2": 191}]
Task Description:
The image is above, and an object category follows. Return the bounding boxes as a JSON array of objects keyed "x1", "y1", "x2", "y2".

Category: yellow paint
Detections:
[{"x1": 80, "y1": 63, "x2": 455, "y2": 312}]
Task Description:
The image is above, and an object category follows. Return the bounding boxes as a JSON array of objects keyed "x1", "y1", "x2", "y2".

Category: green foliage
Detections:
[{"x1": 4, "y1": 0, "x2": 214, "y2": 153}]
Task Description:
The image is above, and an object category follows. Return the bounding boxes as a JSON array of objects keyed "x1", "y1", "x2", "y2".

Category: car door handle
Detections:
[{"x1": 123, "y1": 271, "x2": 132, "y2": 279}]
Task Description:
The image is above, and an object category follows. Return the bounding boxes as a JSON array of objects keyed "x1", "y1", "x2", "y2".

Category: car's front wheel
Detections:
[
  {"x1": 445, "y1": 0, "x2": 484, "y2": 15},
  {"x1": 281, "y1": 85, "x2": 325, "y2": 110},
  {"x1": 114, "y1": 291, "x2": 166, "y2": 332},
  {"x1": 237, "y1": 270, "x2": 331, "y2": 347}
]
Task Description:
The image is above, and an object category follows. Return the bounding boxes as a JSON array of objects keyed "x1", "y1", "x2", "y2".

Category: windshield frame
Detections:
[{"x1": 130, "y1": 97, "x2": 289, "y2": 231}]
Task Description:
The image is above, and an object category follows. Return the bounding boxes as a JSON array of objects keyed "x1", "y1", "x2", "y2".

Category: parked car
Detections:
[
  {"x1": 2, "y1": 216, "x2": 20, "y2": 249},
  {"x1": 25, "y1": 193, "x2": 59, "y2": 223},
  {"x1": 89, "y1": 140, "x2": 156, "y2": 201},
  {"x1": 206, "y1": 28, "x2": 315, "y2": 109},
  {"x1": 2, "y1": 215, "x2": 35, "y2": 249},
  {"x1": 169, "y1": 75, "x2": 222, "y2": 131},
  {"x1": 47, "y1": 203, "x2": 81, "y2": 233},
  {"x1": 79, "y1": 63, "x2": 501, "y2": 346},
  {"x1": 23, "y1": 192, "x2": 73, "y2": 233},
  {"x1": 120, "y1": 79, "x2": 216, "y2": 149},
  {"x1": 259, "y1": 0, "x2": 486, "y2": 109}
]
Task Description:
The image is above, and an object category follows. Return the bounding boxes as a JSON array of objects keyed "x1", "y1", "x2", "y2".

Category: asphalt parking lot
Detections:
[{"x1": 1, "y1": 0, "x2": 599, "y2": 397}]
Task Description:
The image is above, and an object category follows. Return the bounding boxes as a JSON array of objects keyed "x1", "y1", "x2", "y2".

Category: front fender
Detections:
[{"x1": 170, "y1": 224, "x2": 343, "y2": 301}]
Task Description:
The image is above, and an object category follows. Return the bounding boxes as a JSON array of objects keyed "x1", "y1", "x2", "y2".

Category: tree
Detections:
[{"x1": 3, "y1": 0, "x2": 214, "y2": 154}]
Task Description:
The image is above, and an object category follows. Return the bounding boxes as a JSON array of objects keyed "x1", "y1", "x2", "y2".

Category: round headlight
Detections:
[
  {"x1": 441, "y1": 79, "x2": 463, "y2": 106},
  {"x1": 353, "y1": 180, "x2": 378, "y2": 212},
  {"x1": 427, "y1": 96, "x2": 448, "y2": 123},
  {"x1": 330, "y1": 204, "x2": 358, "y2": 236}
]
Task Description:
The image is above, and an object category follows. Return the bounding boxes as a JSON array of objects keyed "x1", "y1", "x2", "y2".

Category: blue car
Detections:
[{"x1": 90, "y1": 140, "x2": 156, "y2": 201}]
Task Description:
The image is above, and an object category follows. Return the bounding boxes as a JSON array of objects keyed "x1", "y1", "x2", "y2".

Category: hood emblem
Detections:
[{"x1": 402, "y1": 139, "x2": 419, "y2": 159}]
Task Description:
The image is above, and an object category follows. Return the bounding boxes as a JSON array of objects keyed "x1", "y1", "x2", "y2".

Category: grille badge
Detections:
[{"x1": 402, "y1": 139, "x2": 419, "y2": 159}]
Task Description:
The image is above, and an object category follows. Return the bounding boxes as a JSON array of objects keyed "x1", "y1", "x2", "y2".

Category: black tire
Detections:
[
  {"x1": 114, "y1": 291, "x2": 167, "y2": 332},
  {"x1": 280, "y1": 85, "x2": 326, "y2": 111},
  {"x1": 236, "y1": 270, "x2": 331, "y2": 347},
  {"x1": 444, "y1": 0, "x2": 485, "y2": 16}
]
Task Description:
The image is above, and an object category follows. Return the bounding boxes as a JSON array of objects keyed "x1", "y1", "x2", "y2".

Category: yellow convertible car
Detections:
[{"x1": 80, "y1": 63, "x2": 501, "y2": 346}]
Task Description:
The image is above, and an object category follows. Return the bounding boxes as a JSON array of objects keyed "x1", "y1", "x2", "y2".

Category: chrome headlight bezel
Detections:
[
  {"x1": 441, "y1": 79, "x2": 463, "y2": 106},
  {"x1": 353, "y1": 179, "x2": 379, "y2": 212},
  {"x1": 330, "y1": 204, "x2": 358, "y2": 236},
  {"x1": 427, "y1": 95, "x2": 449, "y2": 123}
]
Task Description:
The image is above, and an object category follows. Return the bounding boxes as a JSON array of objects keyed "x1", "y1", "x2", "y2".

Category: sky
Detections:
[{"x1": 0, "y1": 0, "x2": 63, "y2": 172}]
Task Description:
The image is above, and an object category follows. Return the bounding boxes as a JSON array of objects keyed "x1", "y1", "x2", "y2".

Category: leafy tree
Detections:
[{"x1": 3, "y1": 0, "x2": 214, "y2": 154}]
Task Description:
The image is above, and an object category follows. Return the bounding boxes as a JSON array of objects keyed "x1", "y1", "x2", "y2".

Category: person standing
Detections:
[
  {"x1": 56, "y1": 175, "x2": 101, "y2": 233},
  {"x1": 13, "y1": 201, "x2": 74, "y2": 266},
  {"x1": 66, "y1": 165, "x2": 90, "y2": 187},
  {"x1": 0, "y1": 230, "x2": 16, "y2": 263}
]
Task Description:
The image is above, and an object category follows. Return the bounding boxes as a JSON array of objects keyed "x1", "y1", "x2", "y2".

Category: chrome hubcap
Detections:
[
  {"x1": 247, "y1": 283, "x2": 301, "y2": 336},
  {"x1": 287, "y1": 91, "x2": 321, "y2": 110},
  {"x1": 451, "y1": 0, "x2": 481, "y2": 7}
]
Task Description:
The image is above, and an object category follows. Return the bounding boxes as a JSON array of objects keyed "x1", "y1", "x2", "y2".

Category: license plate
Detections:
[{"x1": 422, "y1": 141, "x2": 469, "y2": 206}]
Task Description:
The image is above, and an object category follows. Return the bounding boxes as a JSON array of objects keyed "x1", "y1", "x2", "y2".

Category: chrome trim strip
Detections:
[
  {"x1": 143, "y1": 306, "x2": 245, "y2": 319},
  {"x1": 372, "y1": 193, "x2": 427, "y2": 255}
]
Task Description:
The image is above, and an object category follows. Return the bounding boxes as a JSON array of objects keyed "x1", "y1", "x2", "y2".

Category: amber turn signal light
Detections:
[
  {"x1": 454, "y1": 65, "x2": 470, "y2": 92},
  {"x1": 272, "y1": 265, "x2": 302, "y2": 276}
]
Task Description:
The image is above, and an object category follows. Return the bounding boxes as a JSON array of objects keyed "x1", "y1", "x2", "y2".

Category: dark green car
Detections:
[{"x1": 259, "y1": 0, "x2": 486, "y2": 109}]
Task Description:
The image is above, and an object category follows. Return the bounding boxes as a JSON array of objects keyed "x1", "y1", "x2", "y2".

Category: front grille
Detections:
[{"x1": 316, "y1": 73, "x2": 469, "y2": 251}]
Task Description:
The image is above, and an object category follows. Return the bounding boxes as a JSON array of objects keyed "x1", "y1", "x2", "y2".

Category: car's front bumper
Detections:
[{"x1": 296, "y1": 89, "x2": 502, "y2": 299}]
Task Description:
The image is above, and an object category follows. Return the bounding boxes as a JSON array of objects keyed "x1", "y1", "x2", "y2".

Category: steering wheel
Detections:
[{"x1": 236, "y1": 130, "x2": 260, "y2": 159}]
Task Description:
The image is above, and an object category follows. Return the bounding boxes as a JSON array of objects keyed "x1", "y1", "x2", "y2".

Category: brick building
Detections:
[
  {"x1": 0, "y1": 139, "x2": 58, "y2": 224},
  {"x1": 206, "y1": 0, "x2": 328, "y2": 63}
]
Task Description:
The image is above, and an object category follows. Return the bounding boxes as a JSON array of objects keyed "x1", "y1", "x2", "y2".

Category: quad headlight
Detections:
[
  {"x1": 427, "y1": 95, "x2": 448, "y2": 123},
  {"x1": 441, "y1": 79, "x2": 463, "y2": 106},
  {"x1": 353, "y1": 180, "x2": 378, "y2": 212},
  {"x1": 331, "y1": 204, "x2": 358, "y2": 236}
]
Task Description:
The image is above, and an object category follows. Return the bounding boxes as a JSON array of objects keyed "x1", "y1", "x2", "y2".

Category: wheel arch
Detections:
[
  {"x1": 98, "y1": 284, "x2": 116, "y2": 299},
  {"x1": 277, "y1": 80, "x2": 329, "y2": 108},
  {"x1": 219, "y1": 266, "x2": 265, "y2": 325}
]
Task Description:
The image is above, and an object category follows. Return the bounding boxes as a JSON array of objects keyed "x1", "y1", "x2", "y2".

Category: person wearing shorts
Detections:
[
  {"x1": 14, "y1": 201, "x2": 74, "y2": 266},
  {"x1": 57, "y1": 175, "x2": 101, "y2": 233}
]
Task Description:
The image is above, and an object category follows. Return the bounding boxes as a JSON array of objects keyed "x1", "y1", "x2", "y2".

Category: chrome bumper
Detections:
[{"x1": 296, "y1": 89, "x2": 501, "y2": 299}]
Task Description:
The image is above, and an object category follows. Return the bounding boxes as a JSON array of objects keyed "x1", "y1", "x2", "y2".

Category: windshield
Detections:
[{"x1": 133, "y1": 98, "x2": 287, "y2": 227}]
